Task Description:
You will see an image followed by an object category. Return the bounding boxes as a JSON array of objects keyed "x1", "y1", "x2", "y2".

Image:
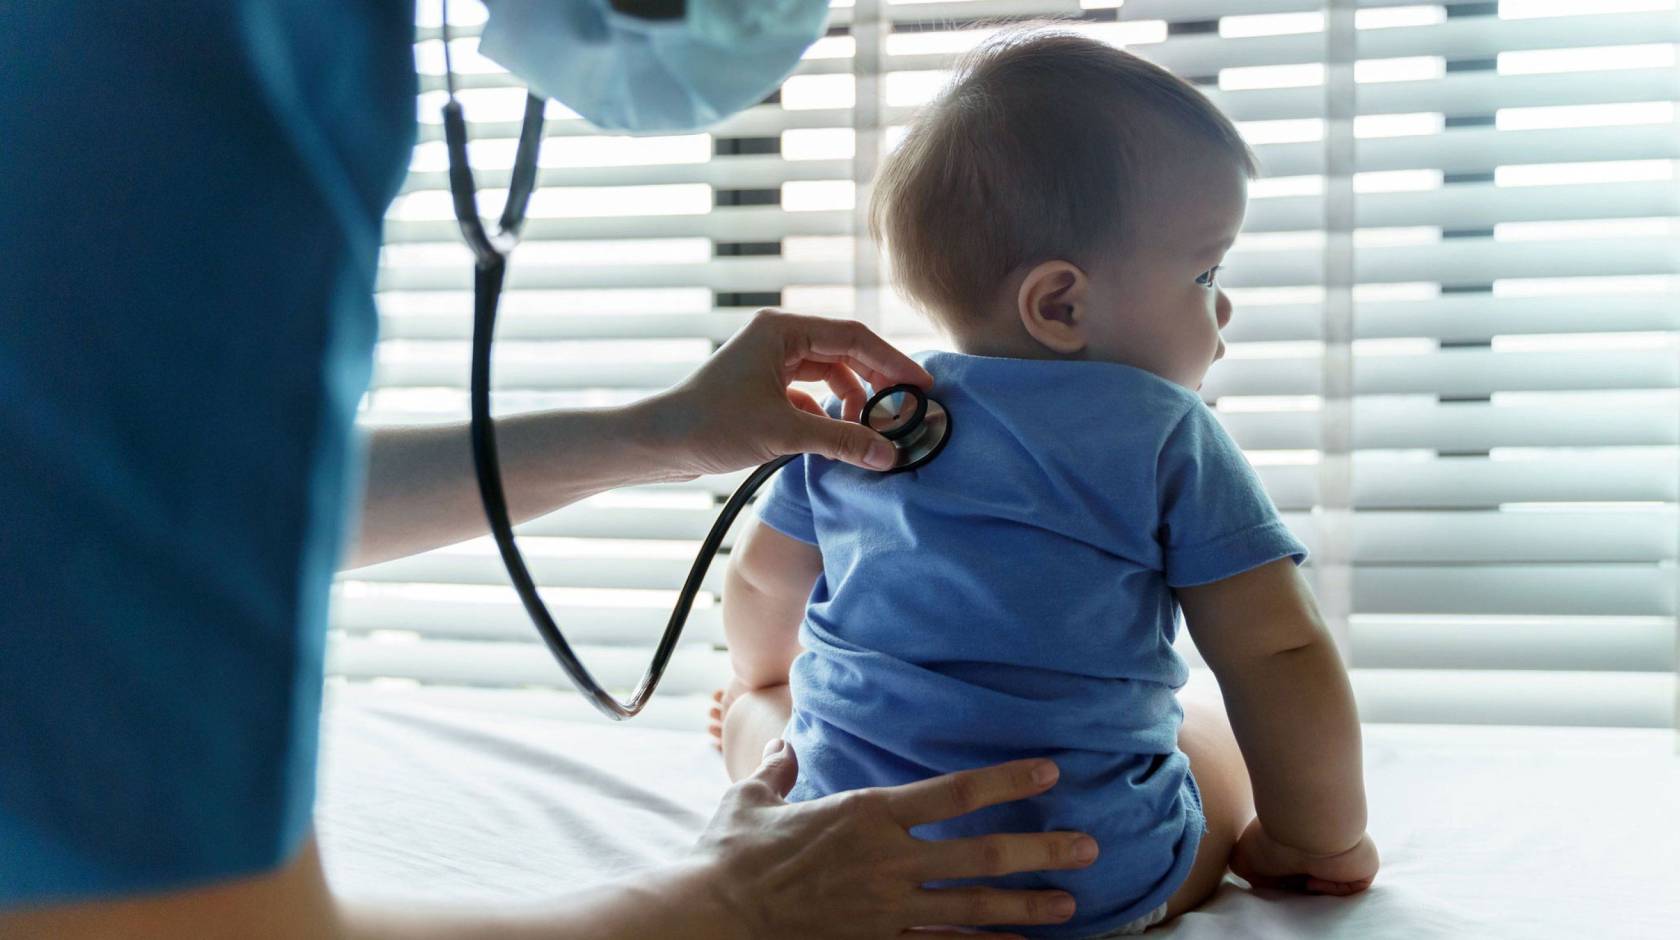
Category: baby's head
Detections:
[{"x1": 870, "y1": 28, "x2": 1257, "y2": 390}]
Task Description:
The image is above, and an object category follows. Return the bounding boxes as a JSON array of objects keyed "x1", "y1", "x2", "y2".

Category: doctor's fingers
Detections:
[
  {"x1": 910, "y1": 831, "x2": 1100, "y2": 883},
  {"x1": 883, "y1": 759, "x2": 1063, "y2": 829},
  {"x1": 760, "y1": 309, "x2": 934, "y2": 393},
  {"x1": 786, "y1": 386, "x2": 831, "y2": 418},
  {"x1": 787, "y1": 409, "x2": 899, "y2": 471},
  {"x1": 786, "y1": 359, "x2": 868, "y2": 422}
]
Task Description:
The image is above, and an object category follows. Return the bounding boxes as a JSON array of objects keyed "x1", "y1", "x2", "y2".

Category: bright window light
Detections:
[
  {"x1": 782, "y1": 285, "x2": 854, "y2": 315},
  {"x1": 1356, "y1": 56, "x2": 1446, "y2": 83},
  {"x1": 1496, "y1": 219, "x2": 1679, "y2": 242},
  {"x1": 1080, "y1": 20, "x2": 1170, "y2": 47},
  {"x1": 784, "y1": 237, "x2": 856, "y2": 262},
  {"x1": 1500, "y1": 44, "x2": 1676, "y2": 74},
  {"x1": 1355, "y1": 112, "x2": 1445, "y2": 138},
  {"x1": 1501, "y1": 0, "x2": 1676, "y2": 18},
  {"x1": 413, "y1": 39, "x2": 497, "y2": 75},
  {"x1": 1217, "y1": 396, "x2": 1324, "y2": 413},
  {"x1": 1497, "y1": 102, "x2": 1676, "y2": 130},
  {"x1": 417, "y1": 86, "x2": 534, "y2": 124},
  {"x1": 1237, "y1": 118, "x2": 1325, "y2": 144},
  {"x1": 1357, "y1": 5, "x2": 1447, "y2": 29},
  {"x1": 783, "y1": 128, "x2": 855, "y2": 161},
  {"x1": 886, "y1": 71, "x2": 949, "y2": 108},
  {"x1": 1356, "y1": 228, "x2": 1444, "y2": 247},
  {"x1": 1224, "y1": 341, "x2": 1325, "y2": 360},
  {"x1": 1239, "y1": 231, "x2": 1327, "y2": 251},
  {"x1": 1221, "y1": 12, "x2": 1324, "y2": 37},
  {"x1": 1221, "y1": 63, "x2": 1325, "y2": 90},
  {"x1": 525, "y1": 184, "x2": 712, "y2": 218},
  {"x1": 1355, "y1": 282, "x2": 1443, "y2": 301},
  {"x1": 1354, "y1": 169, "x2": 1443, "y2": 193},
  {"x1": 1223, "y1": 285, "x2": 1327, "y2": 306},
  {"x1": 415, "y1": 0, "x2": 487, "y2": 28},
  {"x1": 782, "y1": 180, "x2": 856, "y2": 212},
  {"x1": 1497, "y1": 160, "x2": 1675, "y2": 187},
  {"x1": 886, "y1": 28, "x2": 996, "y2": 56},
  {"x1": 1494, "y1": 275, "x2": 1679, "y2": 296},
  {"x1": 804, "y1": 35, "x2": 856, "y2": 60},
  {"x1": 781, "y1": 74, "x2": 855, "y2": 111},
  {"x1": 1249, "y1": 176, "x2": 1326, "y2": 198}
]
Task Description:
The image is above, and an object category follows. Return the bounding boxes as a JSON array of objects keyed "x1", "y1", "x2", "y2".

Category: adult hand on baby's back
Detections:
[
  {"x1": 1229, "y1": 817, "x2": 1379, "y2": 897},
  {"x1": 651, "y1": 309, "x2": 934, "y2": 478},
  {"x1": 693, "y1": 740, "x2": 1098, "y2": 939}
]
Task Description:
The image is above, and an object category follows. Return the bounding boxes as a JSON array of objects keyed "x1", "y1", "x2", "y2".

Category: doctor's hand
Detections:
[
  {"x1": 649, "y1": 308, "x2": 934, "y2": 478},
  {"x1": 689, "y1": 741, "x2": 1096, "y2": 939}
]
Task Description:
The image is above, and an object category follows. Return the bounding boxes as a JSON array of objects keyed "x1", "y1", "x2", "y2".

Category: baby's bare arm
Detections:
[
  {"x1": 722, "y1": 520, "x2": 822, "y2": 689},
  {"x1": 1176, "y1": 558, "x2": 1367, "y2": 857}
]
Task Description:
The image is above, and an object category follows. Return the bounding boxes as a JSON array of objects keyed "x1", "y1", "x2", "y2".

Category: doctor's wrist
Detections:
[
  {"x1": 655, "y1": 855, "x2": 749, "y2": 940},
  {"x1": 621, "y1": 394, "x2": 706, "y2": 485}
]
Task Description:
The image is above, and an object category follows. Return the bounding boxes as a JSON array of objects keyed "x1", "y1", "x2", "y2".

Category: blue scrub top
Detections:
[{"x1": 0, "y1": 2, "x2": 416, "y2": 906}]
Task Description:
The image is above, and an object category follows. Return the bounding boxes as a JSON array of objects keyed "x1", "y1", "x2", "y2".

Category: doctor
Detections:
[{"x1": 0, "y1": 2, "x2": 1097, "y2": 938}]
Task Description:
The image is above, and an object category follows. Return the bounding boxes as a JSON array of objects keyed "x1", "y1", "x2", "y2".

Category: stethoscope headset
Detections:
[{"x1": 436, "y1": 5, "x2": 952, "y2": 719}]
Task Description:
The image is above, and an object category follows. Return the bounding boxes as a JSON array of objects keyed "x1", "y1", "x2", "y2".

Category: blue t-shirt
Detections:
[
  {"x1": 756, "y1": 351, "x2": 1308, "y2": 938},
  {"x1": 0, "y1": 2, "x2": 414, "y2": 906}
]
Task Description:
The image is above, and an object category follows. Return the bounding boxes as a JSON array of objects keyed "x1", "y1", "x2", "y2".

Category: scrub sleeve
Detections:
[{"x1": 0, "y1": 2, "x2": 414, "y2": 906}]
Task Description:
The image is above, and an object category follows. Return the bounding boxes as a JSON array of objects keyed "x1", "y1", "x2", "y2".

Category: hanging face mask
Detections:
[{"x1": 478, "y1": 0, "x2": 831, "y2": 134}]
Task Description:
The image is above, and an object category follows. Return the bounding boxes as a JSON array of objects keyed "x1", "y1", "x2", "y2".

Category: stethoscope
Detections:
[{"x1": 436, "y1": 7, "x2": 952, "y2": 720}]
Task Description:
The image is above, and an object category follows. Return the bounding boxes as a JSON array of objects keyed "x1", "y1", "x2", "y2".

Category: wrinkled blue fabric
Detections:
[
  {"x1": 0, "y1": 1, "x2": 413, "y2": 907},
  {"x1": 756, "y1": 351, "x2": 1308, "y2": 938}
]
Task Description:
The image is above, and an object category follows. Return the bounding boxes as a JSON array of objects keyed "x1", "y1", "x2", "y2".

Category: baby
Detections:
[{"x1": 712, "y1": 28, "x2": 1378, "y2": 938}]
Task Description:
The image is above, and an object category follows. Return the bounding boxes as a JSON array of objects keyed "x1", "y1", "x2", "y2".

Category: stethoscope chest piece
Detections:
[{"x1": 864, "y1": 384, "x2": 952, "y2": 474}]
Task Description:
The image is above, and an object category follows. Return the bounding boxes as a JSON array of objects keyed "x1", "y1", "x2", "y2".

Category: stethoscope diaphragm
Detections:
[{"x1": 864, "y1": 384, "x2": 953, "y2": 474}]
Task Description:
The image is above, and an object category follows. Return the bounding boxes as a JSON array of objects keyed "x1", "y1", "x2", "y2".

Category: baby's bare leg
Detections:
[
  {"x1": 1161, "y1": 685, "x2": 1258, "y2": 922},
  {"x1": 720, "y1": 683, "x2": 793, "y2": 781}
]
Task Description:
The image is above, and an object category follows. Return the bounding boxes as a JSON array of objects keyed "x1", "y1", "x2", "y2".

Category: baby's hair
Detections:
[{"x1": 868, "y1": 26, "x2": 1258, "y2": 333}]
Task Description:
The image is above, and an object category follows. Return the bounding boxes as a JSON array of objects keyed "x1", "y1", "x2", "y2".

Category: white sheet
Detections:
[{"x1": 317, "y1": 685, "x2": 1680, "y2": 938}]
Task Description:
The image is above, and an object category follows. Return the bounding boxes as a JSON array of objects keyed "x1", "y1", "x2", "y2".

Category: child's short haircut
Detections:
[{"x1": 868, "y1": 27, "x2": 1258, "y2": 333}]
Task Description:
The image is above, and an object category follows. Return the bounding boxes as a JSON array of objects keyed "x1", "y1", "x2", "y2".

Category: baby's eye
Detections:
[{"x1": 1196, "y1": 264, "x2": 1222, "y2": 287}]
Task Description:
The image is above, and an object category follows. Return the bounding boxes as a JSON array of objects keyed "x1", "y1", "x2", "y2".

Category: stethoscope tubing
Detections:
[{"x1": 443, "y1": 0, "x2": 945, "y2": 719}]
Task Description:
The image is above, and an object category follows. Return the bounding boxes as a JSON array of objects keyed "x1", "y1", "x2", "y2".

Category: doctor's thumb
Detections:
[
  {"x1": 750, "y1": 738, "x2": 800, "y2": 798},
  {"x1": 797, "y1": 412, "x2": 897, "y2": 471}
]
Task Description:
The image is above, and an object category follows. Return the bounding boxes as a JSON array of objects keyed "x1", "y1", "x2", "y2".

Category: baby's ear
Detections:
[{"x1": 1016, "y1": 260, "x2": 1090, "y2": 355}]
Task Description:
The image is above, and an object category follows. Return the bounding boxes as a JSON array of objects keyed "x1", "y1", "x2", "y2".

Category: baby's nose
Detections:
[{"x1": 1216, "y1": 289, "x2": 1234, "y2": 327}]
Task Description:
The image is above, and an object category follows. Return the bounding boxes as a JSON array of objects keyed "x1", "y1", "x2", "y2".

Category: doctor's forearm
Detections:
[
  {"x1": 344, "y1": 399, "x2": 695, "y2": 570},
  {"x1": 338, "y1": 858, "x2": 737, "y2": 940}
]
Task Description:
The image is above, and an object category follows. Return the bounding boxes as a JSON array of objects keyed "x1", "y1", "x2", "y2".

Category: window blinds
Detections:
[{"x1": 329, "y1": 0, "x2": 1680, "y2": 731}]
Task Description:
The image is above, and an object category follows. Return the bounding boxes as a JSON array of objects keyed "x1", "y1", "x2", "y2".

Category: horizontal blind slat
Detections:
[
  {"x1": 1350, "y1": 617, "x2": 1677, "y2": 673},
  {"x1": 1355, "y1": 564, "x2": 1676, "y2": 616},
  {"x1": 384, "y1": 207, "x2": 852, "y2": 243},
  {"x1": 377, "y1": 257, "x2": 853, "y2": 292},
  {"x1": 1218, "y1": 402, "x2": 1680, "y2": 450},
  {"x1": 1203, "y1": 349, "x2": 1680, "y2": 400},
  {"x1": 1348, "y1": 668, "x2": 1675, "y2": 727},
  {"x1": 399, "y1": 157, "x2": 855, "y2": 194}
]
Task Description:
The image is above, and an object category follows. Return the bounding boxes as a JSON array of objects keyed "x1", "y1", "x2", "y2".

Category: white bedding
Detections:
[{"x1": 317, "y1": 685, "x2": 1680, "y2": 939}]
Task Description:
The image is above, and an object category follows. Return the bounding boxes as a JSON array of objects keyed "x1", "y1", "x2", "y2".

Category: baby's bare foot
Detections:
[
  {"x1": 707, "y1": 688, "x2": 726, "y2": 750},
  {"x1": 708, "y1": 677, "x2": 752, "y2": 751}
]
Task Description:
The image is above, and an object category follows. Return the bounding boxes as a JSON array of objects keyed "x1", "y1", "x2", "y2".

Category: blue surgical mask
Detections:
[{"x1": 478, "y1": 0, "x2": 831, "y2": 134}]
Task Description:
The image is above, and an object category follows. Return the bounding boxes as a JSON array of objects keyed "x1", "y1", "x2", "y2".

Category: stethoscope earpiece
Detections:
[{"x1": 863, "y1": 384, "x2": 953, "y2": 474}]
